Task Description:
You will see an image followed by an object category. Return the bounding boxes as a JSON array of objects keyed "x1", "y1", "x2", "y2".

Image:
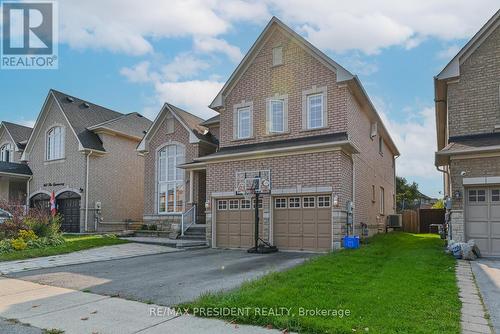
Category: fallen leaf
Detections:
[
  {"x1": 81, "y1": 317, "x2": 89, "y2": 321},
  {"x1": 91, "y1": 310, "x2": 98, "y2": 314}
]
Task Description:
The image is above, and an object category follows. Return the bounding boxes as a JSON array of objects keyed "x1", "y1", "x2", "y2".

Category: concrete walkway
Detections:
[
  {"x1": 0, "y1": 243, "x2": 179, "y2": 275},
  {"x1": 456, "y1": 260, "x2": 493, "y2": 334},
  {"x1": 0, "y1": 277, "x2": 282, "y2": 334},
  {"x1": 471, "y1": 259, "x2": 500, "y2": 334}
]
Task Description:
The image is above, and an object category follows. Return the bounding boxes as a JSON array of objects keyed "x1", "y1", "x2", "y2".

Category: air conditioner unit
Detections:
[
  {"x1": 370, "y1": 122, "x2": 378, "y2": 139},
  {"x1": 387, "y1": 214, "x2": 402, "y2": 228}
]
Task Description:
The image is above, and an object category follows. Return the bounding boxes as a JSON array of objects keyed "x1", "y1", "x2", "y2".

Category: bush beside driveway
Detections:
[{"x1": 184, "y1": 233, "x2": 461, "y2": 334}]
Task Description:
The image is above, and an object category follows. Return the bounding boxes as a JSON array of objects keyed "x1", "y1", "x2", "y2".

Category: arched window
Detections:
[
  {"x1": 0, "y1": 143, "x2": 13, "y2": 162},
  {"x1": 46, "y1": 126, "x2": 64, "y2": 160},
  {"x1": 157, "y1": 144, "x2": 185, "y2": 213}
]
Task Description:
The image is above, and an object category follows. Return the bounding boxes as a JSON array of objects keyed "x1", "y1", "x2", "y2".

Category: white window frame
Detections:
[
  {"x1": 229, "y1": 199, "x2": 239, "y2": 210},
  {"x1": 379, "y1": 136, "x2": 384, "y2": 156},
  {"x1": 217, "y1": 200, "x2": 228, "y2": 210},
  {"x1": 317, "y1": 196, "x2": 331, "y2": 208},
  {"x1": 288, "y1": 197, "x2": 301, "y2": 208},
  {"x1": 252, "y1": 198, "x2": 263, "y2": 209},
  {"x1": 241, "y1": 199, "x2": 251, "y2": 209},
  {"x1": 492, "y1": 189, "x2": 500, "y2": 202},
  {"x1": 380, "y1": 187, "x2": 385, "y2": 215},
  {"x1": 46, "y1": 126, "x2": 65, "y2": 161},
  {"x1": 303, "y1": 197, "x2": 315, "y2": 208},
  {"x1": 302, "y1": 86, "x2": 327, "y2": 130},
  {"x1": 237, "y1": 107, "x2": 251, "y2": 139},
  {"x1": 166, "y1": 113, "x2": 175, "y2": 134},
  {"x1": 275, "y1": 198, "x2": 287, "y2": 209},
  {"x1": 266, "y1": 94, "x2": 288, "y2": 135},
  {"x1": 0, "y1": 143, "x2": 13, "y2": 162},
  {"x1": 157, "y1": 144, "x2": 185, "y2": 214}
]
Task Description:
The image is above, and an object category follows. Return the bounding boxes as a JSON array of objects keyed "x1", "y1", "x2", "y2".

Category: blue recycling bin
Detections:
[{"x1": 343, "y1": 235, "x2": 360, "y2": 249}]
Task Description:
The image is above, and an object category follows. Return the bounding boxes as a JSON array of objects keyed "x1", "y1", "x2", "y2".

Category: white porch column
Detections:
[{"x1": 189, "y1": 170, "x2": 194, "y2": 204}]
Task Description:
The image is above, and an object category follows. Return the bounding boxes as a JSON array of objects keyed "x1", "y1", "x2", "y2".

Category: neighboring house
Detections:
[
  {"x1": 21, "y1": 89, "x2": 152, "y2": 232},
  {"x1": 143, "y1": 17, "x2": 399, "y2": 252},
  {"x1": 0, "y1": 121, "x2": 32, "y2": 203},
  {"x1": 435, "y1": 10, "x2": 500, "y2": 256},
  {"x1": 137, "y1": 103, "x2": 218, "y2": 230}
]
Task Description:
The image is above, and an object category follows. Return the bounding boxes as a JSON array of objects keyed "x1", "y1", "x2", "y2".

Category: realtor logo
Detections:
[{"x1": 1, "y1": 1, "x2": 58, "y2": 69}]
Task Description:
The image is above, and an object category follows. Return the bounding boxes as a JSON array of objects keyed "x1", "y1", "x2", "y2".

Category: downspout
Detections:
[
  {"x1": 436, "y1": 165, "x2": 450, "y2": 196},
  {"x1": 26, "y1": 176, "x2": 33, "y2": 213},
  {"x1": 85, "y1": 150, "x2": 93, "y2": 232}
]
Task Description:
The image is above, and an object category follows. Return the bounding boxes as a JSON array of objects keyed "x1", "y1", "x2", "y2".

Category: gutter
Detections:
[
  {"x1": 85, "y1": 150, "x2": 93, "y2": 231},
  {"x1": 26, "y1": 175, "x2": 33, "y2": 210}
]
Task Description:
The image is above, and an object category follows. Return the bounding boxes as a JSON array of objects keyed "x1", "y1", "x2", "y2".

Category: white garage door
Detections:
[{"x1": 466, "y1": 187, "x2": 500, "y2": 256}]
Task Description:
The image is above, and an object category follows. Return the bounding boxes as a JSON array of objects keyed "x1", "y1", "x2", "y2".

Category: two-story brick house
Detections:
[
  {"x1": 142, "y1": 17, "x2": 398, "y2": 251},
  {"x1": 0, "y1": 121, "x2": 32, "y2": 203},
  {"x1": 21, "y1": 89, "x2": 152, "y2": 232},
  {"x1": 435, "y1": 10, "x2": 500, "y2": 256}
]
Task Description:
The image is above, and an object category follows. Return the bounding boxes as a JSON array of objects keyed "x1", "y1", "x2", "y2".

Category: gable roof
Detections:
[
  {"x1": 137, "y1": 103, "x2": 217, "y2": 152},
  {"x1": 87, "y1": 112, "x2": 152, "y2": 140},
  {"x1": 1, "y1": 121, "x2": 32, "y2": 150},
  {"x1": 209, "y1": 16, "x2": 354, "y2": 110},
  {"x1": 200, "y1": 114, "x2": 220, "y2": 126},
  {"x1": 435, "y1": 9, "x2": 500, "y2": 152},
  {"x1": 0, "y1": 161, "x2": 32, "y2": 177}
]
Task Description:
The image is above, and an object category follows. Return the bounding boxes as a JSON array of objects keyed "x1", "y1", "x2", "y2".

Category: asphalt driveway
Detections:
[
  {"x1": 471, "y1": 258, "x2": 500, "y2": 333},
  {"x1": 8, "y1": 249, "x2": 314, "y2": 306}
]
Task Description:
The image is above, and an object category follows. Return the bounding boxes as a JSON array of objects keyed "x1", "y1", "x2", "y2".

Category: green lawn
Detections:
[
  {"x1": 0, "y1": 234, "x2": 128, "y2": 262},
  {"x1": 184, "y1": 233, "x2": 460, "y2": 334}
]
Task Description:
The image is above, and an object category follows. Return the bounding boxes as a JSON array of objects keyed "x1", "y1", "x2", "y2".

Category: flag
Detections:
[{"x1": 50, "y1": 191, "x2": 56, "y2": 217}]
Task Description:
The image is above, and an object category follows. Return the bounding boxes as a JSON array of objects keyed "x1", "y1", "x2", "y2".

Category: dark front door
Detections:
[
  {"x1": 57, "y1": 191, "x2": 81, "y2": 233},
  {"x1": 30, "y1": 193, "x2": 50, "y2": 214}
]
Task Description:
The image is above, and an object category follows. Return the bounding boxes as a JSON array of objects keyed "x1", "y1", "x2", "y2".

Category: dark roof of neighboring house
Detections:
[
  {"x1": 440, "y1": 133, "x2": 500, "y2": 154},
  {"x1": 51, "y1": 90, "x2": 150, "y2": 151},
  {"x1": 0, "y1": 161, "x2": 32, "y2": 176},
  {"x1": 167, "y1": 103, "x2": 218, "y2": 145},
  {"x1": 205, "y1": 132, "x2": 349, "y2": 158},
  {"x1": 87, "y1": 112, "x2": 152, "y2": 140},
  {"x1": 2, "y1": 122, "x2": 32, "y2": 149},
  {"x1": 200, "y1": 114, "x2": 220, "y2": 126}
]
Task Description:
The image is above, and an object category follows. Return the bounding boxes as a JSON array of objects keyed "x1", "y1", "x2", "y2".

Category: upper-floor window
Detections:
[
  {"x1": 307, "y1": 93, "x2": 324, "y2": 129},
  {"x1": 380, "y1": 186, "x2": 385, "y2": 215},
  {"x1": 272, "y1": 46, "x2": 283, "y2": 66},
  {"x1": 46, "y1": 126, "x2": 64, "y2": 161},
  {"x1": 166, "y1": 113, "x2": 174, "y2": 134},
  {"x1": 379, "y1": 136, "x2": 384, "y2": 156},
  {"x1": 237, "y1": 107, "x2": 251, "y2": 139},
  {"x1": 158, "y1": 144, "x2": 185, "y2": 214},
  {"x1": 269, "y1": 99, "x2": 285, "y2": 133},
  {"x1": 0, "y1": 143, "x2": 13, "y2": 162}
]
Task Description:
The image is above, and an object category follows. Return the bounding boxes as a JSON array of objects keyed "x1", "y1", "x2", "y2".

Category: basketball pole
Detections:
[{"x1": 254, "y1": 191, "x2": 259, "y2": 251}]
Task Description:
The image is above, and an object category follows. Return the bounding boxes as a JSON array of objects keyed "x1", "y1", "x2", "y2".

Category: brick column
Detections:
[
  {"x1": 450, "y1": 210, "x2": 465, "y2": 242},
  {"x1": 332, "y1": 208, "x2": 347, "y2": 250},
  {"x1": 206, "y1": 198, "x2": 213, "y2": 247}
]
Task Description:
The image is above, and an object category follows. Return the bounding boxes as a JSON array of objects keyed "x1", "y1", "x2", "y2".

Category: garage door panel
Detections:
[
  {"x1": 302, "y1": 237, "x2": 316, "y2": 250},
  {"x1": 228, "y1": 223, "x2": 241, "y2": 234},
  {"x1": 317, "y1": 237, "x2": 331, "y2": 250},
  {"x1": 302, "y1": 223, "x2": 317, "y2": 235},
  {"x1": 491, "y1": 206, "x2": 500, "y2": 220},
  {"x1": 492, "y1": 223, "x2": 500, "y2": 237},
  {"x1": 317, "y1": 223, "x2": 331, "y2": 235},
  {"x1": 469, "y1": 221, "x2": 489, "y2": 237},
  {"x1": 492, "y1": 239, "x2": 500, "y2": 254},
  {"x1": 288, "y1": 237, "x2": 302, "y2": 249},
  {"x1": 468, "y1": 206, "x2": 488, "y2": 220},
  {"x1": 288, "y1": 223, "x2": 302, "y2": 234},
  {"x1": 317, "y1": 209, "x2": 330, "y2": 220}
]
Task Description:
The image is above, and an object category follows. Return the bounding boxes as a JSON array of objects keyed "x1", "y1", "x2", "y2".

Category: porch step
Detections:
[
  {"x1": 121, "y1": 237, "x2": 208, "y2": 249},
  {"x1": 179, "y1": 224, "x2": 206, "y2": 240}
]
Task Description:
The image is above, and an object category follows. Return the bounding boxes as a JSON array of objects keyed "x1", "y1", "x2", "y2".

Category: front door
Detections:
[{"x1": 57, "y1": 192, "x2": 81, "y2": 233}]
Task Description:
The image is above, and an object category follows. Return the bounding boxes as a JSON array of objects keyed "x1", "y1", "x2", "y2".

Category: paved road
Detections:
[
  {"x1": 9, "y1": 249, "x2": 314, "y2": 306},
  {"x1": 471, "y1": 258, "x2": 500, "y2": 333}
]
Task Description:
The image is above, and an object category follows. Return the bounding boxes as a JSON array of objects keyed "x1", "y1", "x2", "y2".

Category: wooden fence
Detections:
[{"x1": 401, "y1": 208, "x2": 445, "y2": 233}]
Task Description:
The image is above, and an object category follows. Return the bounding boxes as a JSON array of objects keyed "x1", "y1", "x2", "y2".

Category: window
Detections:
[
  {"x1": 289, "y1": 197, "x2": 300, "y2": 208},
  {"x1": 241, "y1": 199, "x2": 251, "y2": 209},
  {"x1": 275, "y1": 198, "x2": 287, "y2": 208},
  {"x1": 307, "y1": 93, "x2": 324, "y2": 129},
  {"x1": 229, "y1": 199, "x2": 239, "y2": 210},
  {"x1": 237, "y1": 107, "x2": 251, "y2": 139},
  {"x1": 217, "y1": 200, "x2": 228, "y2": 210},
  {"x1": 0, "y1": 143, "x2": 13, "y2": 162},
  {"x1": 469, "y1": 189, "x2": 486, "y2": 202},
  {"x1": 269, "y1": 99, "x2": 285, "y2": 133},
  {"x1": 252, "y1": 198, "x2": 263, "y2": 209},
  {"x1": 166, "y1": 113, "x2": 174, "y2": 133},
  {"x1": 158, "y1": 144, "x2": 185, "y2": 213},
  {"x1": 380, "y1": 187, "x2": 385, "y2": 215},
  {"x1": 303, "y1": 197, "x2": 315, "y2": 208},
  {"x1": 379, "y1": 136, "x2": 384, "y2": 155},
  {"x1": 371, "y1": 185, "x2": 376, "y2": 203},
  {"x1": 492, "y1": 189, "x2": 500, "y2": 202},
  {"x1": 272, "y1": 46, "x2": 283, "y2": 66},
  {"x1": 318, "y1": 196, "x2": 331, "y2": 208},
  {"x1": 46, "y1": 126, "x2": 64, "y2": 160}
]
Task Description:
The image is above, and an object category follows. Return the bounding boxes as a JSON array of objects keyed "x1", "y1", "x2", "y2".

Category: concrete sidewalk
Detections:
[
  {"x1": 0, "y1": 277, "x2": 282, "y2": 334},
  {"x1": 471, "y1": 259, "x2": 500, "y2": 334},
  {"x1": 0, "y1": 243, "x2": 179, "y2": 275}
]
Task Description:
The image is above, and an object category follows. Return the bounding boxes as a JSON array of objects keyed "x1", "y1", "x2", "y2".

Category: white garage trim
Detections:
[{"x1": 463, "y1": 176, "x2": 500, "y2": 185}]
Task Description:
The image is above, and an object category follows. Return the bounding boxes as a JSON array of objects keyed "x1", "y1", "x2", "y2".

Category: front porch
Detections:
[{"x1": 0, "y1": 161, "x2": 32, "y2": 205}]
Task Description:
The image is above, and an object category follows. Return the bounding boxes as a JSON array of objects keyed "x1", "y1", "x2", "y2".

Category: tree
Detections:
[
  {"x1": 432, "y1": 199, "x2": 445, "y2": 209},
  {"x1": 396, "y1": 177, "x2": 420, "y2": 211}
]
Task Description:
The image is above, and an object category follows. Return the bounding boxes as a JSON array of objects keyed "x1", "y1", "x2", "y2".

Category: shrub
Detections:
[
  {"x1": 18, "y1": 229, "x2": 38, "y2": 242},
  {"x1": 11, "y1": 238, "x2": 27, "y2": 251},
  {"x1": 148, "y1": 224, "x2": 158, "y2": 231},
  {"x1": 0, "y1": 239, "x2": 12, "y2": 253},
  {"x1": 25, "y1": 214, "x2": 62, "y2": 238}
]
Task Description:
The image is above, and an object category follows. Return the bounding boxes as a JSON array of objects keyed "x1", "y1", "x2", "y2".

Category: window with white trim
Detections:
[
  {"x1": 269, "y1": 99, "x2": 285, "y2": 133},
  {"x1": 318, "y1": 196, "x2": 331, "y2": 208},
  {"x1": 275, "y1": 198, "x2": 287, "y2": 208},
  {"x1": 307, "y1": 93, "x2": 324, "y2": 129},
  {"x1": 252, "y1": 198, "x2": 263, "y2": 209},
  {"x1": 379, "y1": 136, "x2": 384, "y2": 155},
  {"x1": 492, "y1": 189, "x2": 500, "y2": 202},
  {"x1": 468, "y1": 189, "x2": 486, "y2": 202},
  {"x1": 272, "y1": 46, "x2": 283, "y2": 66},
  {"x1": 158, "y1": 144, "x2": 185, "y2": 213},
  {"x1": 229, "y1": 199, "x2": 239, "y2": 210},
  {"x1": 303, "y1": 197, "x2": 315, "y2": 208},
  {"x1": 289, "y1": 197, "x2": 300, "y2": 208},
  {"x1": 241, "y1": 199, "x2": 251, "y2": 209},
  {"x1": 217, "y1": 200, "x2": 228, "y2": 210},
  {"x1": 237, "y1": 107, "x2": 251, "y2": 139},
  {"x1": 46, "y1": 126, "x2": 64, "y2": 160},
  {"x1": 380, "y1": 187, "x2": 385, "y2": 215},
  {"x1": 166, "y1": 113, "x2": 175, "y2": 133},
  {"x1": 0, "y1": 143, "x2": 13, "y2": 162}
]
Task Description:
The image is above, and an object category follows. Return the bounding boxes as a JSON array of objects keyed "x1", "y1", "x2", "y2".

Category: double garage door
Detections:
[
  {"x1": 215, "y1": 195, "x2": 332, "y2": 251},
  {"x1": 466, "y1": 187, "x2": 500, "y2": 256}
]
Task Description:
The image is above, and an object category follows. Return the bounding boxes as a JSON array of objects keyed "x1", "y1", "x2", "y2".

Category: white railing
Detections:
[{"x1": 181, "y1": 205, "x2": 196, "y2": 236}]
